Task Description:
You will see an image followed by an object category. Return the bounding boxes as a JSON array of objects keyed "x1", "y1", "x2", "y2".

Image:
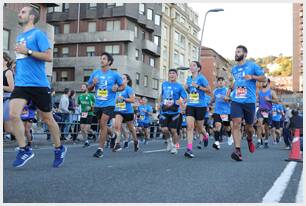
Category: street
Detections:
[{"x1": 3, "y1": 138, "x2": 303, "y2": 203}]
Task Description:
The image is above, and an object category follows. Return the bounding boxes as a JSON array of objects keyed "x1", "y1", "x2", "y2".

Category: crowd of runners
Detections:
[{"x1": 3, "y1": 6, "x2": 303, "y2": 168}]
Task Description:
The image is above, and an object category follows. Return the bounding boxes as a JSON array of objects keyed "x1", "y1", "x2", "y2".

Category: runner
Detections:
[
  {"x1": 78, "y1": 84, "x2": 96, "y2": 148},
  {"x1": 184, "y1": 61, "x2": 211, "y2": 158},
  {"x1": 255, "y1": 78, "x2": 278, "y2": 148},
  {"x1": 271, "y1": 103, "x2": 283, "y2": 144},
  {"x1": 87, "y1": 52, "x2": 125, "y2": 158},
  {"x1": 159, "y1": 69, "x2": 187, "y2": 154},
  {"x1": 136, "y1": 97, "x2": 153, "y2": 144},
  {"x1": 10, "y1": 6, "x2": 66, "y2": 168},
  {"x1": 224, "y1": 45, "x2": 266, "y2": 161},
  {"x1": 113, "y1": 74, "x2": 139, "y2": 152},
  {"x1": 210, "y1": 77, "x2": 231, "y2": 150}
]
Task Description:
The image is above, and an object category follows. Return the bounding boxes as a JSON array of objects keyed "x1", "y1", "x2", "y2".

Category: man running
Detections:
[
  {"x1": 78, "y1": 84, "x2": 96, "y2": 148},
  {"x1": 87, "y1": 52, "x2": 125, "y2": 158},
  {"x1": 136, "y1": 97, "x2": 153, "y2": 144},
  {"x1": 184, "y1": 61, "x2": 211, "y2": 158},
  {"x1": 225, "y1": 45, "x2": 266, "y2": 161},
  {"x1": 271, "y1": 103, "x2": 283, "y2": 144},
  {"x1": 159, "y1": 69, "x2": 187, "y2": 154},
  {"x1": 256, "y1": 78, "x2": 278, "y2": 148},
  {"x1": 211, "y1": 77, "x2": 231, "y2": 150},
  {"x1": 10, "y1": 6, "x2": 66, "y2": 168}
]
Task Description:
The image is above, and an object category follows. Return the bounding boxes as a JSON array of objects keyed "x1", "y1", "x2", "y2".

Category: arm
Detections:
[{"x1": 3, "y1": 70, "x2": 14, "y2": 92}]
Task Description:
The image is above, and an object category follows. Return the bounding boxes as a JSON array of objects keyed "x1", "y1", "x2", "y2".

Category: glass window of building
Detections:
[
  {"x1": 134, "y1": 26, "x2": 138, "y2": 38},
  {"x1": 139, "y1": 3, "x2": 145, "y2": 15},
  {"x1": 175, "y1": 12, "x2": 180, "y2": 21},
  {"x1": 63, "y1": 3, "x2": 69, "y2": 12},
  {"x1": 105, "y1": 45, "x2": 120, "y2": 54},
  {"x1": 149, "y1": 57, "x2": 155, "y2": 67},
  {"x1": 136, "y1": 49, "x2": 139, "y2": 60},
  {"x1": 180, "y1": 35, "x2": 185, "y2": 48},
  {"x1": 174, "y1": 51, "x2": 179, "y2": 65},
  {"x1": 141, "y1": 31, "x2": 145, "y2": 40},
  {"x1": 63, "y1": 24, "x2": 70, "y2": 34},
  {"x1": 83, "y1": 68, "x2": 93, "y2": 82},
  {"x1": 62, "y1": 47, "x2": 69, "y2": 57},
  {"x1": 153, "y1": 79, "x2": 159, "y2": 90},
  {"x1": 106, "y1": 20, "x2": 121, "y2": 31},
  {"x1": 154, "y1": 14, "x2": 161, "y2": 26},
  {"x1": 53, "y1": 47, "x2": 58, "y2": 57},
  {"x1": 3, "y1": 29, "x2": 9, "y2": 51},
  {"x1": 174, "y1": 31, "x2": 180, "y2": 44},
  {"x1": 54, "y1": 4, "x2": 63, "y2": 12},
  {"x1": 86, "y1": 46, "x2": 95, "y2": 56},
  {"x1": 153, "y1": 35, "x2": 160, "y2": 46},
  {"x1": 88, "y1": 22, "x2": 96, "y2": 32},
  {"x1": 163, "y1": 26, "x2": 168, "y2": 40},
  {"x1": 147, "y1": 9, "x2": 153, "y2": 20},
  {"x1": 136, "y1": 72, "x2": 140, "y2": 85},
  {"x1": 54, "y1": 25, "x2": 60, "y2": 34},
  {"x1": 179, "y1": 53, "x2": 185, "y2": 66},
  {"x1": 88, "y1": 3, "x2": 97, "y2": 9},
  {"x1": 144, "y1": 75, "x2": 148, "y2": 87},
  {"x1": 164, "y1": 6, "x2": 169, "y2": 16},
  {"x1": 163, "y1": 47, "x2": 167, "y2": 60}
]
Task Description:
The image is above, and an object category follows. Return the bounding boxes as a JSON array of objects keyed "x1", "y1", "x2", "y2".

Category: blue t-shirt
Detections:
[
  {"x1": 272, "y1": 104, "x2": 282, "y2": 122},
  {"x1": 15, "y1": 28, "x2": 51, "y2": 87},
  {"x1": 214, "y1": 87, "x2": 231, "y2": 115},
  {"x1": 87, "y1": 69, "x2": 123, "y2": 108},
  {"x1": 114, "y1": 86, "x2": 134, "y2": 114},
  {"x1": 161, "y1": 81, "x2": 187, "y2": 115},
  {"x1": 231, "y1": 61, "x2": 264, "y2": 103},
  {"x1": 137, "y1": 104, "x2": 153, "y2": 124},
  {"x1": 186, "y1": 74, "x2": 209, "y2": 107}
]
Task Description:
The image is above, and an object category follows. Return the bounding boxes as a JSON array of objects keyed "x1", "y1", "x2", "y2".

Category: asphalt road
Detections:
[{"x1": 3, "y1": 138, "x2": 303, "y2": 203}]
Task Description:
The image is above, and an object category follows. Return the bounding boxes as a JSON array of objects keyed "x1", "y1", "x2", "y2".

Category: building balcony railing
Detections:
[
  {"x1": 142, "y1": 40, "x2": 160, "y2": 56},
  {"x1": 54, "y1": 30, "x2": 134, "y2": 44}
]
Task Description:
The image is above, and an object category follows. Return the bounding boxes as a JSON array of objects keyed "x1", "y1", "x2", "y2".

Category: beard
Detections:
[
  {"x1": 18, "y1": 18, "x2": 28, "y2": 26},
  {"x1": 235, "y1": 54, "x2": 244, "y2": 62}
]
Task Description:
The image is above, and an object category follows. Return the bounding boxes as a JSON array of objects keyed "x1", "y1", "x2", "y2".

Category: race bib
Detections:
[
  {"x1": 235, "y1": 87, "x2": 247, "y2": 98},
  {"x1": 140, "y1": 115, "x2": 145, "y2": 120},
  {"x1": 261, "y1": 111, "x2": 269, "y2": 118},
  {"x1": 220, "y1": 114, "x2": 229, "y2": 122},
  {"x1": 81, "y1": 112, "x2": 88, "y2": 118},
  {"x1": 116, "y1": 102, "x2": 126, "y2": 111},
  {"x1": 163, "y1": 99, "x2": 174, "y2": 106},
  {"x1": 21, "y1": 109, "x2": 29, "y2": 118},
  {"x1": 189, "y1": 92, "x2": 199, "y2": 103},
  {"x1": 97, "y1": 88, "x2": 108, "y2": 100}
]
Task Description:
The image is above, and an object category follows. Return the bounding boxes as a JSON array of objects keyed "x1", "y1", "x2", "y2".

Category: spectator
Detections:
[
  {"x1": 59, "y1": 88, "x2": 70, "y2": 140},
  {"x1": 288, "y1": 109, "x2": 303, "y2": 151}
]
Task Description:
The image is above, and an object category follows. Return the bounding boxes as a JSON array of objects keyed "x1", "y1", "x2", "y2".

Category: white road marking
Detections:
[
  {"x1": 262, "y1": 162, "x2": 297, "y2": 203},
  {"x1": 295, "y1": 170, "x2": 303, "y2": 203}
]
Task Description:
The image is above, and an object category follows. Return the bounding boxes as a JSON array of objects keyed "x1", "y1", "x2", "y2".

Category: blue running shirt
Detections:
[
  {"x1": 186, "y1": 74, "x2": 209, "y2": 107},
  {"x1": 114, "y1": 86, "x2": 134, "y2": 114},
  {"x1": 214, "y1": 87, "x2": 231, "y2": 115}
]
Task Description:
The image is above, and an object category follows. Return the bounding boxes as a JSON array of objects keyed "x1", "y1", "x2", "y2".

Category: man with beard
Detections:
[
  {"x1": 224, "y1": 45, "x2": 266, "y2": 161},
  {"x1": 9, "y1": 6, "x2": 67, "y2": 168}
]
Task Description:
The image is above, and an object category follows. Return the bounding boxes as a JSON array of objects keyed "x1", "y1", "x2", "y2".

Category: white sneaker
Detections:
[
  {"x1": 166, "y1": 139, "x2": 173, "y2": 151},
  {"x1": 170, "y1": 146, "x2": 178, "y2": 154},
  {"x1": 228, "y1": 135, "x2": 233, "y2": 146}
]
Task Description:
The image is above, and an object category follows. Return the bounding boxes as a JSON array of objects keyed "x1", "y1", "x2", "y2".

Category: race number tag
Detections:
[
  {"x1": 81, "y1": 112, "x2": 88, "y2": 118},
  {"x1": 189, "y1": 92, "x2": 199, "y2": 103},
  {"x1": 163, "y1": 99, "x2": 174, "y2": 106},
  {"x1": 97, "y1": 88, "x2": 108, "y2": 100},
  {"x1": 116, "y1": 102, "x2": 126, "y2": 111},
  {"x1": 220, "y1": 114, "x2": 229, "y2": 122},
  {"x1": 261, "y1": 111, "x2": 269, "y2": 118},
  {"x1": 235, "y1": 87, "x2": 247, "y2": 98},
  {"x1": 140, "y1": 115, "x2": 145, "y2": 120}
]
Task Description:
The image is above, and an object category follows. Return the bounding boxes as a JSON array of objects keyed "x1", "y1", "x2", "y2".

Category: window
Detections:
[
  {"x1": 53, "y1": 47, "x2": 58, "y2": 57},
  {"x1": 193, "y1": 29, "x2": 197, "y2": 36},
  {"x1": 149, "y1": 57, "x2": 155, "y2": 67},
  {"x1": 3, "y1": 29, "x2": 9, "y2": 50},
  {"x1": 141, "y1": 31, "x2": 145, "y2": 40},
  {"x1": 88, "y1": 22, "x2": 96, "y2": 32},
  {"x1": 144, "y1": 75, "x2": 148, "y2": 87},
  {"x1": 181, "y1": 17, "x2": 185, "y2": 24},
  {"x1": 63, "y1": 3, "x2": 69, "y2": 12},
  {"x1": 153, "y1": 35, "x2": 160, "y2": 46},
  {"x1": 106, "y1": 20, "x2": 120, "y2": 31},
  {"x1": 107, "y1": 3, "x2": 124, "y2": 8},
  {"x1": 154, "y1": 14, "x2": 161, "y2": 26},
  {"x1": 62, "y1": 47, "x2": 69, "y2": 57},
  {"x1": 179, "y1": 53, "x2": 185, "y2": 66},
  {"x1": 192, "y1": 46, "x2": 197, "y2": 59},
  {"x1": 153, "y1": 79, "x2": 158, "y2": 90},
  {"x1": 136, "y1": 49, "x2": 139, "y2": 60},
  {"x1": 55, "y1": 68, "x2": 75, "y2": 81},
  {"x1": 105, "y1": 45, "x2": 120, "y2": 54},
  {"x1": 139, "y1": 3, "x2": 145, "y2": 15},
  {"x1": 175, "y1": 12, "x2": 180, "y2": 21},
  {"x1": 88, "y1": 3, "x2": 97, "y2": 9},
  {"x1": 134, "y1": 26, "x2": 138, "y2": 38},
  {"x1": 54, "y1": 4, "x2": 63, "y2": 12},
  {"x1": 83, "y1": 68, "x2": 93, "y2": 82},
  {"x1": 162, "y1": 66, "x2": 167, "y2": 80},
  {"x1": 142, "y1": 54, "x2": 145, "y2": 62},
  {"x1": 174, "y1": 51, "x2": 179, "y2": 65},
  {"x1": 54, "y1": 25, "x2": 60, "y2": 34},
  {"x1": 174, "y1": 31, "x2": 180, "y2": 44},
  {"x1": 163, "y1": 47, "x2": 167, "y2": 60},
  {"x1": 136, "y1": 72, "x2": 140, "y2": 85},
  {"x1": 147, "y1": 9, "x2": 153, "y2": 20},
  {"x1": 180, "y1": 35, "x2": 185, "y2": 48},
  {"x1": 86, "y1": 46, "x2": 95, "y2": 56},
  {"x1": 164, "y1": 6, "x2": 169, "y2": 16},
  {"x1": 63, "y1": 24, "x2": 70, "y2": 34},
  {"x1": 163, "y1": 26, "x2": 168, "y2": 40}
]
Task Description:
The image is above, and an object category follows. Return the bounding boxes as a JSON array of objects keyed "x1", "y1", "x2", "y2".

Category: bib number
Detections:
[
  {"x1": 189, "y1": 92, "x2": 199, "y2": 103},
  {"x1": 164, "y1": 99, "x2": 174, "y2": 106},
  {"x1": 116, "y1": 102, "x2": 126, "y2": 111},
  {"x1": 261, "y1": 111, "x2": 269, "y2": 118},
  {"x1": 140, "y1": 115, "x2": 145, "y2": 120},
  {"x1": 81, "y1": 112, "x2": 88, "y2": 118},
  {"x1": 97, "y1": 88, "x2": 108, "y2": 100},
  {"x1": 235, "y1": 87, "x2": 247, "y2": 98},
  {"x1": 220, "y1": 114, "x2": 229, "y2": 122}
]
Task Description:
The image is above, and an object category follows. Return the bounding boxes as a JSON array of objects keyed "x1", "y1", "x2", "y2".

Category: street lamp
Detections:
[{"x1": 198, "y1": 8, "x2": 224, "y2": 60}]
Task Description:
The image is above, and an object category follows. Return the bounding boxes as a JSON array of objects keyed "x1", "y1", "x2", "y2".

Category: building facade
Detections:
[
  {"x1": 160, "y1": 3, "x2": 200, "y2": 86},
  {"x1": 3, "y1": 3, "x2": 56, "y2": 78},
  {"x1": 46, "y1": 3, "x2": 162, "y2": 104},
  {"x1": 292, "y1": 3, "x2": 303, "y2": 92},
  {"x1": 199, "y1": 46, "x2": 232, "y2": 91}
]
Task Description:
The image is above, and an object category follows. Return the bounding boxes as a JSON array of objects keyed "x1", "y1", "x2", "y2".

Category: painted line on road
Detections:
[
  {"x1": 262, "y1": 161, "x2": 297, "y2": 203},
  {"x1": 295, "y1": 170, "x2": 303, "y2": 203},
  {"x1": 143, "y1": 147, "x2": 186, "y2": 154}
]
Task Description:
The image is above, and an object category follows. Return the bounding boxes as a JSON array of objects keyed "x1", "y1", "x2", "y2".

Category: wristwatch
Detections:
[{"x1": 27, "y1": 49, "x2": 33, "y2": 56}]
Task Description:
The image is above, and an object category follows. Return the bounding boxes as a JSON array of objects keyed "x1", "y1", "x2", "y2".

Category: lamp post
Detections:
[{"x1": 198, "y1": 8, "x2": 224, "y2": 60}]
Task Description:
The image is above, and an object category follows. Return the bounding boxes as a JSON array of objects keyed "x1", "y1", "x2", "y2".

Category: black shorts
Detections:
[
  {"x1": 10, "y1": 86, "x2": 52, "y2": 112},
  {"x1": 186, "y1": 106, "x2": 206, "y2": 121},
  {"x1": 159, "y1": 113, "x2": 181, "y2": 129},
  {"x1": 272, "y1": 121, "x2": 281, "y2": 129},
  {"x1": 115, "y1": 112, "x2": 134, "y2": 123},
  {"x1": 256, "y1": 109, "x2": 272, "y2": 125},
  {"x1": 94, "y1": 106, "x2": 115, "y2": 120},
  {"x1": 231, "y1": 101, "x2": 255, "y2": 125},
  {"x1": 213, "y1": 113, "x2": 231, "y2": 126},
  {"x1": 80, "y1": 115, "x2": 94, "y2": 125}
]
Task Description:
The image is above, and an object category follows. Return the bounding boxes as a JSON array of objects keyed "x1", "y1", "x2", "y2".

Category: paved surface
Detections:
[{"x1": 3, "y1": 138, "x2": 303, "y2": 203}]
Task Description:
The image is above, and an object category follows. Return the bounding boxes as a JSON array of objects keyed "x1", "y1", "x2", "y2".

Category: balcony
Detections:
[
  {"x1": 54, "y1": 30, "x2": 134, "y2": 44},
  {"x1": 142, "y1": 40, "x2": 160, "y2": 56}
]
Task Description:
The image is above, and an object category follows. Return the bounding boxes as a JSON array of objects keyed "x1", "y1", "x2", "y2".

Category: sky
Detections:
[{"x1": 188, "y1": 2, "x2": 293, "y2": 60}]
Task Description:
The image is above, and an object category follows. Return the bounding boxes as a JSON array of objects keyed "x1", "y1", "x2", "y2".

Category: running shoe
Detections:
[
  {"x1": 53, "y1": 145, "x2": 67, "y2": 168},
  {"x1": 203, "y1": 133, "x2": 209, "y2": 147},
  {"x1": 227, "y1": 135, "x2": 234, "y2": 146},
  {"x1": 83, "y1": 141, "x2": 90, "y2": 148},
  {"x1": 197, "y1": 141, "x2": 202, "y2": 149},
  {"x1": 112, "y1": 143, "x2": 122, "y2": 152},
  {"x1": 175, "y1": 143, "x2": 180, "y2": 149},
  {"x1": 134, "y1": 140, "x2": 139, "y2": 152},
  {"x1": 105, "y1": 139, "x2": 110, "y2": 148},
  {"x1": 256, "y1": 142, "x2": 262, "y2": 149},
  {"x1": 170, "y1": 147, "x2": 178, "y2": 154},
  {"x1": 93, "y1": 148, "x2": 104, "y2": 158},
  {"x1": 184, "y1": 149, "x2": 195, "y2": 158},
  {"x1": 212, "y1": 141, "x2": 220, "y2": 150},
  {"x1": 264, "y1": 142, "x2": 269, "y2": 149},
  {"x1": 123, "y1": 141, "x2": 129, "y2": 149},
  {"x1": 13, "y1": 147, "x2": 35, "y2": 168},
  {"x1": 247, "y1": 138, "x2": 255, "y2": 153},
  {"x1": 231, "y1": 150, "x2": 242, "y2": 161},
  {"x1": 166, "y1": 139, "x2": 172, "y2": 151}
]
